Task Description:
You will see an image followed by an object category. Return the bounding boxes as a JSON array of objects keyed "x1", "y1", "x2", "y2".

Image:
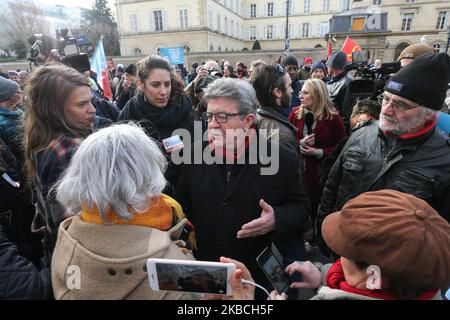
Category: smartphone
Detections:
[
  {"x1": 147, "y1": 258, "x2": 235, "y2": 295},
  {"x1": 256, "y1": 246, "x2": 292, "y2": 294}
]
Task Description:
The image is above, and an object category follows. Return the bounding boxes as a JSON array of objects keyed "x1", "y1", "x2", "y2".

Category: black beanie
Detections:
[
  {"x1": 385, "y1": 52, "x2": 450, "y2": 110},
  {"x1": 281, "y1": 55, "x2": 298, "y2": 67}
]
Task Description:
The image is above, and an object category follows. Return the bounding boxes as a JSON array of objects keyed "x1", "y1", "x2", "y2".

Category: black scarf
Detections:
[{"x1": 120, "y1": 92, "x2": 193, "y2": 141}]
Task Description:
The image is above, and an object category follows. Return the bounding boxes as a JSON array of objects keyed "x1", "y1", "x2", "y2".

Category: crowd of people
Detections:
[{"x1": 0, "y1": 42, "x2": 449, "y2": 300}]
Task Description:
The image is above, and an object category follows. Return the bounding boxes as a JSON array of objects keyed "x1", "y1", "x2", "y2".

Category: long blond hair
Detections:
[{"x1": 295, "y1": 79, "x2": 336, "y2": 121}]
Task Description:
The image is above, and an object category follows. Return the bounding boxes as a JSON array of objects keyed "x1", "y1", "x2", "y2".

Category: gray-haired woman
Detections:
[{"x1": 51, "y1": 123, "x2": 199, "y2": 300}]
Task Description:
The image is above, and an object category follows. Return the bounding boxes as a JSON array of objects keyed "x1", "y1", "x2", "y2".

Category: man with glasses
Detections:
[
  {"x1": 316, "y1": 52, "x2": 450, "y2": 256},
  {"x1": 175, "y1": 78, "x2": 311, "y2": 297},
  {"x1": 251, "y1": 64, "x2": 299, "y2": 156}
]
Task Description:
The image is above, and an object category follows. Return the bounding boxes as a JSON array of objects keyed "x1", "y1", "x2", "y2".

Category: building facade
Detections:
[
  {"x1": 332, "y1": 0, "x2": 450, "y2": 62},
  {"x1": 115, "y1": 0, "x2": 450, "y2": 62}
]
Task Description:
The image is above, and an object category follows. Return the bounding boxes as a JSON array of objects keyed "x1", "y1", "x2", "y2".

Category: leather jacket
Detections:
[{"x1": 318, "y1": 121, "x2": 450, "y2": 231}]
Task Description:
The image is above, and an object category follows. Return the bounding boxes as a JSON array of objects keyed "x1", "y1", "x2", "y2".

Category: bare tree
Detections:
[{"x1": 1, "y1": 0, "x2": 50, "y2": 45}]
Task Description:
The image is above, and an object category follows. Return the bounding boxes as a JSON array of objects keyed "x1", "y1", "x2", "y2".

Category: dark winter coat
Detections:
[
  {"x1": 0, "y1": 225, "x2": 52, "y2": 300},
  {"x1": 317, "y1": 121, "x2": 450, "y2": 237},
  {"x1": 118, "y1": 92, "x2": 194, "y2": 191},
  {"x1": 175, "y1": 137, "x2": 311, "y2": 289}
]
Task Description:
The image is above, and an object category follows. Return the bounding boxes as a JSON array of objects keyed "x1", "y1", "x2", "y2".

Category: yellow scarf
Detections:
[{"x1": 81, "y1": 194, "x2": 184, "y2": 230}]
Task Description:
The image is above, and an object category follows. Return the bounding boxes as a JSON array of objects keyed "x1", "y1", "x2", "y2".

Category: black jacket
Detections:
[
  {"x1": 257, "y1": 106, "x2": 299, "y2": 156},
  {"x1": 318, "y1": 122, "x2": 450, "y2": 233},
  {"x1": 118, "y1": 92, "x2": 194, "y2": 191},
  {"x1": 175, "y1": 137, "x2": 311, "y2": 288},
  {"x1": 0, "y1": 225, "x2": 52, "y2": 300}
]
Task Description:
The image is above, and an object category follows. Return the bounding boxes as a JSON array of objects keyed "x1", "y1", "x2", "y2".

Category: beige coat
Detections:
[{"x1": 51, "y1": 215, "x2": 201, "y2": 300}]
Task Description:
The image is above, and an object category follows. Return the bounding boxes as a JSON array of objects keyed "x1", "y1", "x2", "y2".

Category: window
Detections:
[
  {"x1": 225, "y1": 17, "x2": 229, "y2": 35},
  {"x1": 250, "y1": 4, "x2": 257, "y2": 17},
  {"x1": 319, "y1": 22, "x2": 329, "y2": 36},
  {"x1": 208, "y1": 9, "x2": 213, "y2": 29},
  {"x1": 231, "y1": 19, "x2": 234, "y2": 36},
  {"x1": 266, "y1": 25, "x2": 274, "y2": 39},
  {"x1": 304, "y1": 0, "x2": 310, "y2": 14},
  {"x1": 323, "y1": 0, "x2": 330, "y2": 12},
  {"x1": 179, "y1": 9, "x2": 188, "y2": 29},
  {"x1": 302, "y1": 23, "x2": 310, "y2": 37},
  {"x1": 373, "y1": 0, "x2": 381, "y2": 5},
  {"x1": 340, "y1": 0, "x2": 350, "y2": 11},
  {"x1": 352, "y1": 17, "x2": 366, "y2": 31},
  {"x1": 406, "y1": 0, "x2": 415, "y2": 3},
  {"x1": 217, "y1": 14, "x2": 221, "y2": 31},
  {"x1": 129, "y1": 13, "x2": 138, "y2": 33},
  {"x1": 436, "y1": 11, "x2": 447, "y2": 30},
  {"x1": 249, "y1": 26, "x2": 257, "y2": 40},
  {"x1": 401, "y1": 13, "x2": 414, "y2": 31},
  {"x1": 210, "y1": 45, "x2": 214, "y2": 51},
  {"x1": 154, "y1": 10, "x2": 163, "y2": 31},
  {"x1": 267, "y1": 2, "x2": 274, "y2": 17}
]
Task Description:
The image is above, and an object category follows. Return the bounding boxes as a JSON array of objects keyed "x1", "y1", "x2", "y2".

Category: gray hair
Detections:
[
  {"x1": 56, "y1": 123, "x2": 167, "y2": 221},
  {"x1": 202, "y1": 77, "x2": 258, "y2": 117}
]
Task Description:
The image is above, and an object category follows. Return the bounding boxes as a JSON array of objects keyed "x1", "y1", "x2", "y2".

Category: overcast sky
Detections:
[{"x1": 38, "y1": 0, "x2": 116, "y2": 12}]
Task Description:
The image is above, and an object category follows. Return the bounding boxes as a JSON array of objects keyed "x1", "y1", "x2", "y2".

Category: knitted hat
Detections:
[
  {"x1": 281, "y1": 55, "x2": 299, "y2": 67},
  {"x1": 304, "y1": 57, "x2": 313, "y2": 64},
  {"x1": 326, "y1": 51, "x2": 347, "y2": 70},
  {"x1": 0, "y1": 76, "x2": 21, "y2": 101},
  {"x1": 322, "y1": 189, "x2": 450, "y2": 290},
  {"x1": 7, "y1": 70, "x2": 18, "y2": 78},
  {"x1": 310, "y1": 61, "x2": 327, "y2": 74},
  {"x1": 397, "y1": 44, "x2": 434, "y2": 61},
  {"x1": 385, "y1": 52, "x2": 450, "y2": 110}
]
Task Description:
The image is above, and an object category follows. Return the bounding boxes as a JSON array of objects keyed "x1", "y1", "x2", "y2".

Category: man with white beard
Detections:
[{"x1": 316, "y1": 52, "x2": 450, "y2": 256}]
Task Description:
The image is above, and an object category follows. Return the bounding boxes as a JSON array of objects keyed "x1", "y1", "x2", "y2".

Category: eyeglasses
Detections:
[
  {"x1": 378, "y1": 94, "x2": 420, "y2": 113},
  {"x1": 202, "y1": 112, "x2": 245, "y2": 123}
]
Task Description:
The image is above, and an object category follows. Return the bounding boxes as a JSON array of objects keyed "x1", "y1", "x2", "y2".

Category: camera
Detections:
[
  {"x1": 345, "y1": 50, "x2": 401, "y2": 98},
  {"x1": 208, "y1": 67, "x2": 223, "y2": 77},
  {"x1": 27, "y1": 29, "x2": 91, "y2": 73}
]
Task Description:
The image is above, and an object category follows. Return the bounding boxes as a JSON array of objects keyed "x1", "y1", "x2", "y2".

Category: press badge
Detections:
[{"x1": 162, "y1": 135, "x2": 184, "y2": 153}]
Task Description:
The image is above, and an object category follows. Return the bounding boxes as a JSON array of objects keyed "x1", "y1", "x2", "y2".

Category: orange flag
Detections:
[{"x1": 341, "y1": 36, "x2": 361, "y2": 63}]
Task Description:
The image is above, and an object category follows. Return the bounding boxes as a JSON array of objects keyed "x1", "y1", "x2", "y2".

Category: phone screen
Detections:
[
  {"x1": 154, "y1": 262, "x2": 229, "y2": 295},
  {"x1": 257, "y1": 247, "x2": 292, "y2": 293}
]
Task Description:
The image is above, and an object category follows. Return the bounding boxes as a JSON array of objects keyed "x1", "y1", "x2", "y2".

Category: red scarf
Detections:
[
  {"x1": 208, "y1": 126, "x2": 256, "y2": 163},
  {"x1": 326, "y1": 259, "x2": 438, "y2": 300},
  {"x1": 383, "y1": 115, "x2": 437, "y2": 140}
]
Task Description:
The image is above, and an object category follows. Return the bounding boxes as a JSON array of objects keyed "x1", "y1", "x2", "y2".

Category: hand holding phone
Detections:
[
  {"x1": 256, "y1": 246, "x2": 292, "y2": 294},
  {"x1": 285, "y1": 261, "x2": 322, "y2": 290},
  {"x1": 147, "y1": 258, "x2": 235, "y2": 295}
]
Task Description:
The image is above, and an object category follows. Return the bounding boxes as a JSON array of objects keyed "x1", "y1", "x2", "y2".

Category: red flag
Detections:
[
  {"x1": 341, "y1": 36, "x2": 361, "y2": 63},
  {"x1": 326, "y1": 39, "x2": 333, "y2": 60}
]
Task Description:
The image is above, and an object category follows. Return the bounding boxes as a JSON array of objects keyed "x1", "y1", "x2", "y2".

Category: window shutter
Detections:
[
  {"x1": 163, "y1": 10, "x2": 168, "y2": 30},
  {"x1": 149, "y1": 12, "x2": 155, "y2": 32}
]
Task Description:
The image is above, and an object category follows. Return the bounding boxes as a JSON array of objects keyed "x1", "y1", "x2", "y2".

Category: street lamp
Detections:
[
  {"x1": 285, "y1": 0, "x2": 291, "y2": 54},
  {"x1": 446, "y1": 25, "x2": 450, "y2": 54}
]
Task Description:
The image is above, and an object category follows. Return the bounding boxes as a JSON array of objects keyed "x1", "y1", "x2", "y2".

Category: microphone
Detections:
[{"x1": 304, "y1": 112, "x2": 314, "y2": 135}]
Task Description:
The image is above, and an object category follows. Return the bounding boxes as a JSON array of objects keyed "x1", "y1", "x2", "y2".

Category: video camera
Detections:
[
  {"x1": 345, "y1": 50, "x2": 401, "y2": 98},
  {"x1": 27, "y1": 29, "x2": 91, "y2": 73}
]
